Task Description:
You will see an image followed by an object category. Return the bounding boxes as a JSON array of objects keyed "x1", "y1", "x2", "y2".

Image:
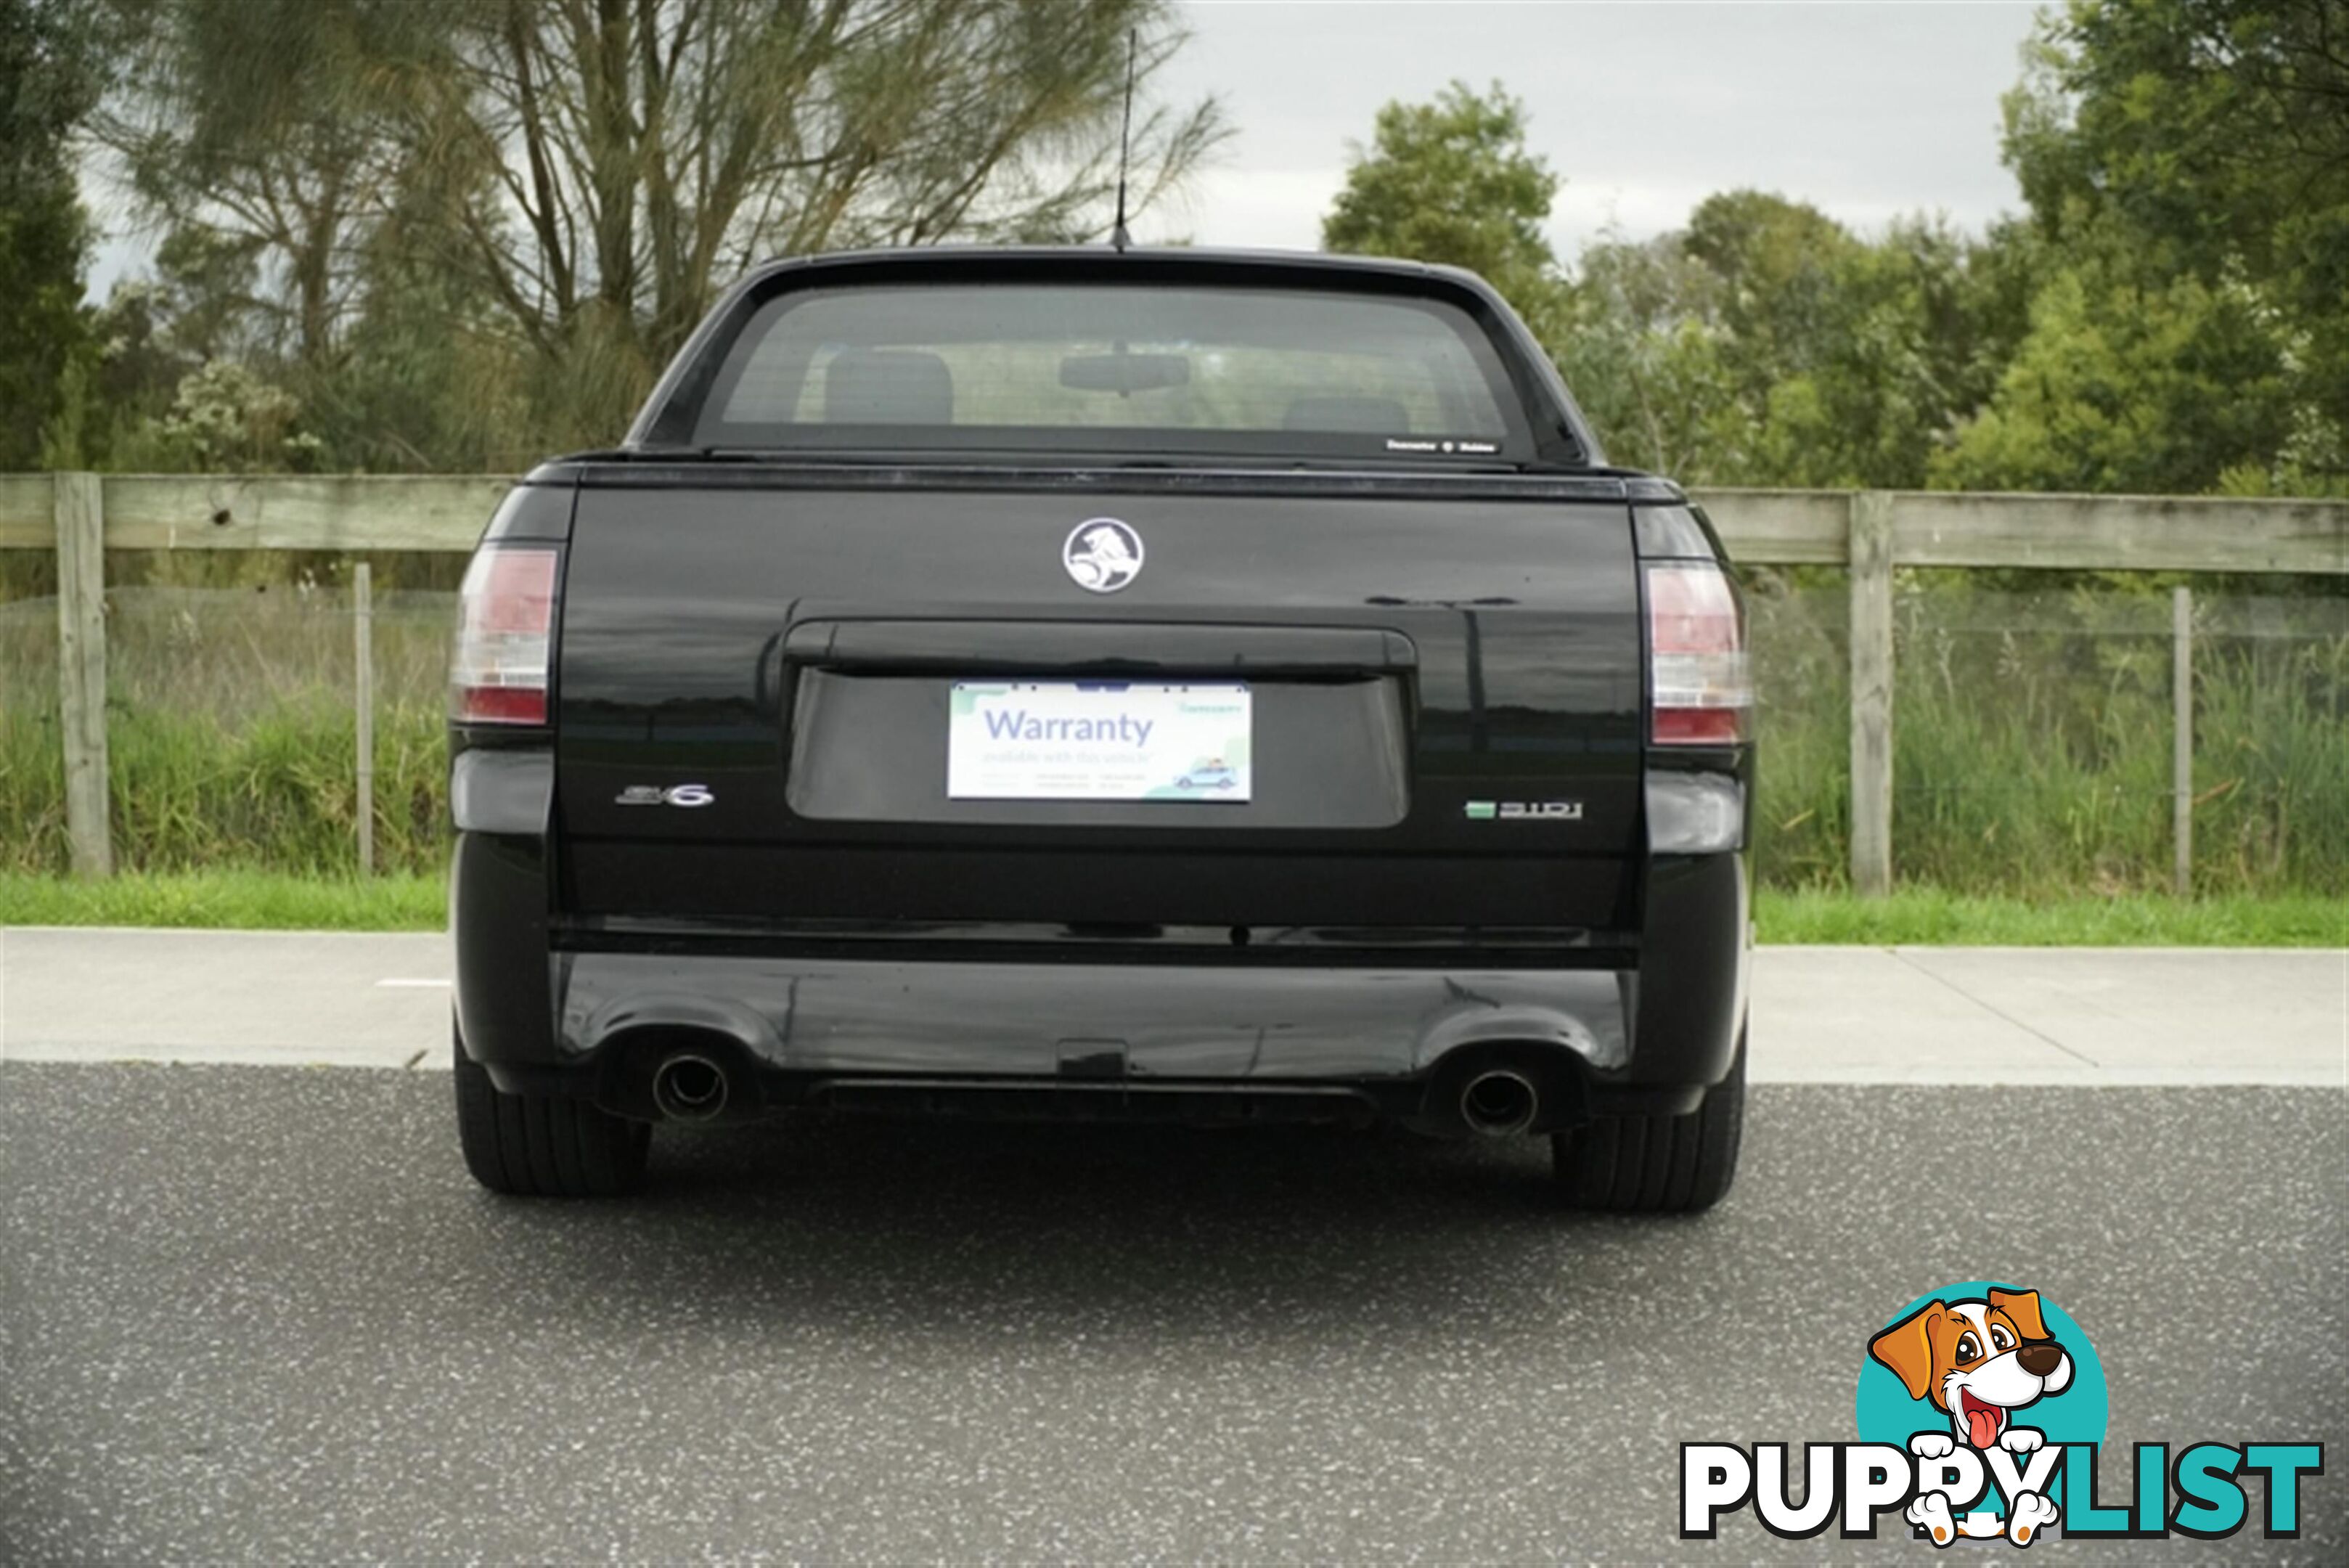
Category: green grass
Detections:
[
  {"x1": 1, "y1": 871, "x2": 2339, "y2": 946},
  {"x1": 0, "y1": 870, "x2": 445, "y2": 931},
  {"x1": 1742, "y1": 576, "x2": 2349, "y2": 897},
  {"x1": 1756, "y1": 886, "x2": 2347, "y2": 947},
  {"x1": 0, "y1": 699, "x2": 450, "y2": 878}
]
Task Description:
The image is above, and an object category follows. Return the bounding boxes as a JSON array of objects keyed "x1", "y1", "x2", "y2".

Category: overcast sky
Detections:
[
  {"x1": 86, "y1": 0, "x2": 2046, "y2": 294},
  {"x1": 1133, "y1": 0, "x2": 2046, "y2": 254}
]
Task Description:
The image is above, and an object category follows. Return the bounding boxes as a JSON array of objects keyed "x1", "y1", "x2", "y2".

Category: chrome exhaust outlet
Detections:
[
  {"x1": 651, "y1": 1053, "x2": 730, "y2": 1122},
  {"x1": 1459, "y1": 1068, "x2": 1539, "y2": 1137}
]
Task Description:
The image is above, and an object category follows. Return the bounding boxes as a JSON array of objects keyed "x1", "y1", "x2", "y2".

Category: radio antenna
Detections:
[{"x1": 1110, "y1": 29, "x2": 1137, "y2": 252}]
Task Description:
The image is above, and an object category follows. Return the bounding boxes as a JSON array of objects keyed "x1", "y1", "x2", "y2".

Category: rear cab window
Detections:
[{"x1": 662, "y1": 264, "x2": 1565, "y2": 467}]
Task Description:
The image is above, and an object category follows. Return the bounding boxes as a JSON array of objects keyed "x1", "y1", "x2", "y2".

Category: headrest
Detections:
[{"x1": 824, "y1": 349, "x2": 954, "y2": 425}]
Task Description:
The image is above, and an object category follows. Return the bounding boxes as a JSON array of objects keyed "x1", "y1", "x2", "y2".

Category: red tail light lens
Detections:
[
  {"x1": 452, "y1": 548, "x2": 557, "y2": 725},
  {"x1": 1647, "y1": 563, "x2": 1750, "y2": 746}
]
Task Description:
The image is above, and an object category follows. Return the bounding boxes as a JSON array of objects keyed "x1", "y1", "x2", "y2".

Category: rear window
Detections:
[{"x1": 690, "y1": 282, "x2": 1530, "y2": 461}]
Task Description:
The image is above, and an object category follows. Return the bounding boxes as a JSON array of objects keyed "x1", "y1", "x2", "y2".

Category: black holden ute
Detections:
[{"x1": 447, "y1": 247, "x2": 1754, "y2": 1209}]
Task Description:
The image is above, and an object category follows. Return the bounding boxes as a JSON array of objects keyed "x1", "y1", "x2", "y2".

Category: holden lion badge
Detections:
[{"x1": 1063, "y1": 518, "x2": 1144, "y2": 593}]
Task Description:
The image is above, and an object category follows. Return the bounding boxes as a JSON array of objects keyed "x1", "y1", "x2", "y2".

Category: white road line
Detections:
[
  {"x1": 1748, "y1": 1063, "x2": 2345, "y2": 1087},
  {"x1": 375, "y1": 978, "x2": 453, "y2": 989},
  {"x1": 1, "y1": 1043, "x2": 2337, "y2": 1085},
  {"x1": 4, "y1": 1042, "x2": 441, "y2": 1069}
]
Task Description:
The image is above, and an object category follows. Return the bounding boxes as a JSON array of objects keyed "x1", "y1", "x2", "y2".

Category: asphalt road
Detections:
[{"x1": 3, "y1": 1066, "x2": 2342, "y2": 1563}]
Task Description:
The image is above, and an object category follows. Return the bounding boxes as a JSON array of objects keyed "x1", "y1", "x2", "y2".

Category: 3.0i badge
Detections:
[{"x1": 1465, "y1": 799, "x2": 1583, "y2": 821}]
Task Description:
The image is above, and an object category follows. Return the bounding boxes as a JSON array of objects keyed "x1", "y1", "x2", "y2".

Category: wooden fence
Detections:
[{"x1": 5, "y1": 473, "x2": 2345, "y2": 890}]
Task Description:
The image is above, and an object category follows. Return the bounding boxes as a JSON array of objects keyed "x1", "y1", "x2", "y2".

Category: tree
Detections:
[
  {"x1": 1932, "y1": 233, "x2": 2295, "y2": 494},
  {"x1": 1554, "y1": 195, "x2": 2028, "y2": 488},
  {"x1": 1683, "y1": 189, "x2": 1856, "y2": 380},
  {"x1": 407, "y1": 0, "x2": 1221, "y2": 365},
  {"x1": 1321, "y1": 81, "x2": 1564, "y2": 327},
  {"x1": 1552, "y1": 231, "x2": 1741, "y2": 478},
  {"x1": 1988, "y1": 0, "x2": 2349, "y2": 490},
  {"x1": 0, "y1": 0, "x2": 100, "y2": 467},
  {"x1": 100, "y1": 0, "x2": 437, "y2": 370},
  {"x1": 102, "y1": 0, "x2": 1225, "y2": 462},
  {"x1": 1314, "y1": 85, "x2": 2030, "y2": 489}
]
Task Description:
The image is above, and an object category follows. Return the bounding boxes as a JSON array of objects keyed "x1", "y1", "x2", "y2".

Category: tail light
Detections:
[
  {"x1": 1647, "y1": 562, "x2": 1750, "y2": 746},
  {"x1": 452, "y1": 547, "x2": 558, "y2": 724}
]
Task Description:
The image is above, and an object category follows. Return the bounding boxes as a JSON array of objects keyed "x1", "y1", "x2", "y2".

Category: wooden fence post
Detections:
[
  {"x1": 54, "y1": 471, "x2": 113, "y2": 878},
  {"x1": 2173, "y1": 584, "x2": 2193, "y2": 897},
  {"x1": 354, "y1": 562, "x2": 375, "y2": 877},
  {"x1": 1848, "y1": 491, "x2": 1895, "y2": 897}
]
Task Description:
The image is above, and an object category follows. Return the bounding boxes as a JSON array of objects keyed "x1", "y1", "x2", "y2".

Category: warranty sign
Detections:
[{"x1": 947, "y1": 680, "x2": 1253, "y2": 802}]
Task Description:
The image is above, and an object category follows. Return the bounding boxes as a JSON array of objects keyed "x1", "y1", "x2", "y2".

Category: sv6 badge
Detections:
[{"x1": 616, "y1": 783, "x2": 715, "y2": 807}]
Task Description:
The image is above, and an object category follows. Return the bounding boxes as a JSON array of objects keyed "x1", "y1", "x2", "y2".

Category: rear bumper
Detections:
[
  {"x1": 563, "y1": 951, "x2": 1635, "y2": 1071},
  {"x1": 452, "y1": 828, "x2": 1747, "y2": 1131}
]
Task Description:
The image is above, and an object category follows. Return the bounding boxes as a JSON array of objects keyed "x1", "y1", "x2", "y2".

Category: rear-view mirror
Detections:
[{"x1": 1059, "y1": 352, "x2": 1191, "y2": 394}]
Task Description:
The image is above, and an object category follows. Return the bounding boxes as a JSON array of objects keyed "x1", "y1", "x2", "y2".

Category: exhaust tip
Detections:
[
  {"x1": 652, "y1": 1053, "x2": 730, "y2": 1122},
  {"x1": 1460, "y1": 1068, "x2": 1539, "y2": 1137}
]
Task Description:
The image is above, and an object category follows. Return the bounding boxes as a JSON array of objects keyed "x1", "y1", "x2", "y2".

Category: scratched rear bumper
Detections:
[{"x1": 552, "y1": 950, "x2": 1633, "y2": 1079}]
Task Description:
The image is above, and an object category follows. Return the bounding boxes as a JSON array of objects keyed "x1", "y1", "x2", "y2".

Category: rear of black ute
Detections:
[{"x1": 444, "y1": 249, "x2": 1753, "y2": 1209}]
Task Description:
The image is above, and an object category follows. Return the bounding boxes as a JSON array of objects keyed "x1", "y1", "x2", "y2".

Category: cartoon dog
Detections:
[{"x1": 1869, "y1": 1287, "x2": 2073, "y2": 1547}]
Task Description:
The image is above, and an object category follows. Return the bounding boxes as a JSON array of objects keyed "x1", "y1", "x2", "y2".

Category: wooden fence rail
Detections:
[{"x1": 5, "y1": 473, "x2": 2345, "y2": 886}]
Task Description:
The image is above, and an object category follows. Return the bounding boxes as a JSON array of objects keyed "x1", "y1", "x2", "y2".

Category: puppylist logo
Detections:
[
  {"x1": 1682, "y1": 1281, "x2": 2325, "y2": 1547},
  {"x1": 1859, "y1": 1285, "x2": 2099, "y2": 1545}
]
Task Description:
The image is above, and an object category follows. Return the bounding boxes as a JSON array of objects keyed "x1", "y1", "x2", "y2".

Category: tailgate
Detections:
[{"x1": 553, "y1": 478, "x2": 1643, "y2": 934}]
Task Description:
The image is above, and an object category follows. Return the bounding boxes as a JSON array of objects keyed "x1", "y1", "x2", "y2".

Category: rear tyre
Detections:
[
  {"x1": 1551, "y1": 1034, "x2": 1744, "y2": 1213},
  {"x1": 453, "y1": 1029, "x2": 650, "y2": 1197}
]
